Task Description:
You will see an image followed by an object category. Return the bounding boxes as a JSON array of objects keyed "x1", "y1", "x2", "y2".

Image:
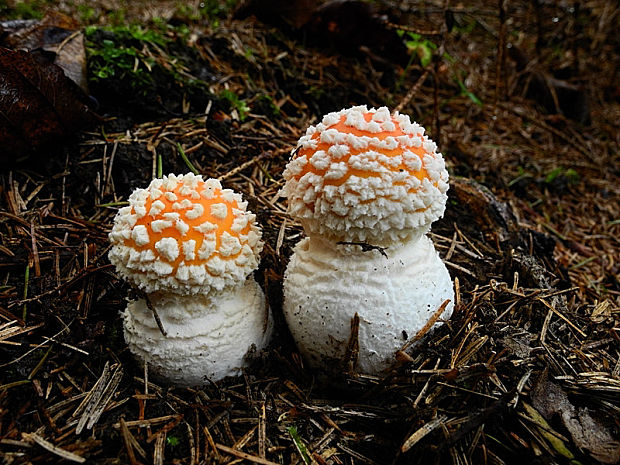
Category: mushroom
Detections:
[
  {"x1": 109, "y1": 173, "x2": 271, "y2": 386},
  {"x1": 281, "y1": 105, "x2": 453, "y2": 375}
]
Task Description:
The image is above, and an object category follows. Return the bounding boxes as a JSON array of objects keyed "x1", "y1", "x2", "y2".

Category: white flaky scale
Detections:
[
  {"x1": 282, "y1": 105, "x2": 449, "y2": 246},
  {"x1": 281, "y1": 106, "x2": 454, "y2": 376},
  {"x1": 109, "y1": 173, "x2": 271, "y2": 386}
]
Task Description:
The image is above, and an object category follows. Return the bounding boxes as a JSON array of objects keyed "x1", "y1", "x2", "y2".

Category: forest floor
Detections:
[{"x1": 0, "y1": 1, "x2": 618, "y2": 464}]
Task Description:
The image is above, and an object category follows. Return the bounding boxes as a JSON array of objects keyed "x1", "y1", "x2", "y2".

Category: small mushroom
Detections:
[
  {"x1": 109, "y1": 173, "x2": 271, "y2": 386},
  {"x1": 281, "y1": 106, "x2": 453, "y2": 375}
]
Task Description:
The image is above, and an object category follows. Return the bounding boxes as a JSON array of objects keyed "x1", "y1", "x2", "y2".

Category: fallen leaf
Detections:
[
  {"x1": 235, "y1": 0, "x2": 410, "y2": 67},
  {"x1": 234, "y1": 0, "x2": 317, "y2": 29},
  {"x1": 0, "y1": 47, "x2": 99, "y2": 162},
  {"x1": 0, "y1": 11, "x2": 88, "y2": 92},
  {"x1": 522, "y1": 402, "x2": 575, "y2": 460},
  {"x1": 531, "y1": 375, "x2": 620, "y2": 464}
]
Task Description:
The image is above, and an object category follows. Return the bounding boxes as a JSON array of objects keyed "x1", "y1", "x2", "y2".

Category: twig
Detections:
[
  {"x1": 55, "y1": 30, "x2": 82, "y2": 55},
  {"x1": 444, "y1": 260, "x2": 477, "y2": 277},
  {"x1": 177, "y1": 143, "x2": 200, "y2": 175},
  {"x1": 495, "y1": 0, "x2": 507, "y2": 102},
  {"x1": 218, "y1": 151, "x2": 275, "y2": 181},
  {"x1": 114, "y1": 415, "x2": 182, "y2": 429},
  {"x1": 72, "y1": 362, "x2": 124, "y2": 434},
  {"x1": 395, "y1": 70, "x2": 431, "y2": 113},
  {"x1": 401, "y1": 300, "x2": 451, "y2": 352},
  {"x1": 336, "y1": 241, "x2": 388, "y2": 258},
  {"x1": 401, "y1": 415, "x2": 448, "y2": 452},
  {"x1": 275, "y1": 218, "x2": 287, "y2": 256},
  {"x1": 30, "y1": 223, "x2": 40, "y2": 277},
  {"x1": 216, "y1": 443, "x2": 280, "y2": 465},
  {"x1": 142, "y1": 292, "x2": 167, "y2": 337},
  {"x1": 23, "y1": 433, "x2": 86, "y2": 463},
  {"x1": 120, "y1": 418, "x2": 146, "y2": 465},
  {"x1": 154, "y1": 432, "x2": 165, "y2": 465},
  {"x1": 22, "y1": 263, "x2": 30, "y2": 322},
  {"x1": 537, "y1": 298, "x2": 587, "y2": 338},
  {"x1": 203, "y1": 426, "x2": 220, "y2": 460},
  {"x1": 344, "y1": 313, "x2": 360, "y2": 374},
  {"x1": 385, "y1": 21, "x2": 442, "y2": 36}
]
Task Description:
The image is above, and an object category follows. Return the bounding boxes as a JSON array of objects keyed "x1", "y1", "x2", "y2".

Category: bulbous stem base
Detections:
[
  {"x1": 283, "y1": 235, "x2": 453, "y2": 376},
  {"x1": 123, "y1": 278, "x2": 272, "y2": 386}
]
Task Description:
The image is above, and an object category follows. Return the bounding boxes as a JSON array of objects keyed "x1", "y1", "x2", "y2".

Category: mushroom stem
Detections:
[
  {"x1": 124, "y1": 278, "x2": 272, "y2": 386},
  {"x1": 283, "y1": 235, "x2": 453, "y2": 375}
]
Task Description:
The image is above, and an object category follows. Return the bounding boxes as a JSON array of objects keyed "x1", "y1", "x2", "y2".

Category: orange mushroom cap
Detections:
[
  {"x1": 282, "y1": 106, "x2": 449, "y2": 245},
  {"x1": 109, "y1": 174, "x2": 262, "y2": 295}
]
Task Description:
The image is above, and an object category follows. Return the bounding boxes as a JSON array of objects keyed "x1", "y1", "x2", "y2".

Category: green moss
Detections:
[
  {"x1": 220, "y1": 89, "x2": 250, "y2": 121},
  {"x1": 84, "y1": 24, "x2": 217, "y2": 119},
  {"x1": 3, "y1": 0, "x2": 49, "y2": 19},
  {"x1": 85, "y1": 25, "x2": 199, "y2": 97},
  {"x1": 77, "y1": 4, "x2": 96, "y2": 23}
]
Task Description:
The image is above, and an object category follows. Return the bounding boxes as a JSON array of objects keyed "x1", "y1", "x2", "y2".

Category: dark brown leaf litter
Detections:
[
  {"x1": 0, "y1": 12, "x2": 89, "y2": 92},
  {"x1": 0, "y1": 1, "x2": 618, "y2": 464},
  {"x1": 0, "y1": 13, "x2": 99, "y2": 162}
]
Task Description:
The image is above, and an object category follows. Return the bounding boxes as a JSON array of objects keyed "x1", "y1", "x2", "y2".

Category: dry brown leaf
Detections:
[
  {"x1": 0, "y1": 47, "x2": 98, "y2": 161},
  {"x1": 0, "y1": 12, "x2": 87, "y2": 92},
  {"x1": 532, "y1": 375, "x2": 620, "y2": 464}
]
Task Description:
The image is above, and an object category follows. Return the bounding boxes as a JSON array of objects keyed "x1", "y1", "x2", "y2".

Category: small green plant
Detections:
[
  {"x1": 455, "y1": 75, "x2": 482, "y2": 106},
  {"x1": 395, "y1": 30, "x2": 438, "y2": 90},
  {"x1": 199, "y1": 0, "x2": 238, "y2": 23},
  {"x1": 77, "y1": 4, "x2": 96, "y2": 23},
  {"x1": 544, "y1": 167, "x2": 579, "y2": 185},
  {"x1": 7, "y1": 0, "x2": 47, "y2": 19},
  {"x1": 253, "y1": 94, "x2": 280, "y2": 117},
  {"x1": 288, "y1": 427, "x2": 312, "y2": 465},
  {"x1": 124, "y1": 24, "x2": 170, "y2": 47},
  {"x1": 508, "y1": 166, "x2": 533, "y2": 187},
  {"x1": 86, "y1": 24, "x2": 212, "y2": 115},
  {"x1": 221, "y1": 89, "x2": 250, "y2": 121},
  {"x1": 87, "y1": 37, "x2": 151, "y2": 86},
  {"x1": 397, "y1": 30, "x2": 437, "y2": 67},
  {"x1": 86, "y1": 25, "x2": 172, "y2": 95},
  {"x1": 166, "y1": 436, "x2": 180, "y2": 447},
  {"x1": 175, "y1": 3, "x2": 201, "y2": 21},
  {"x1": 108, "y1": 8, "x2": 127, "y2": 26},
  {"x1": 453, "y1": 18, "x2": 477, "y2": 35}
]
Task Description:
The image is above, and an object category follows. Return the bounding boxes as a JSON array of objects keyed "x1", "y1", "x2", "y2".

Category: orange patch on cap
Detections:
[
  {"x1": 292, "y1": 113, "x2": 430, "y2": 188},
  {"x1": 124, "y1": 184, "x2": 250, "y2": 273}
]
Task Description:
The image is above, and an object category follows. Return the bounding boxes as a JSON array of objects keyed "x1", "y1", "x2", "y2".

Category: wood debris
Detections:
[{"x1": 0, "y1": 1, "x2": 618, "y2": 464}]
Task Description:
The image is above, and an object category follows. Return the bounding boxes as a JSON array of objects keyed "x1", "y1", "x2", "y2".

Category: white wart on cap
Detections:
[
  {"x1": 282, "y1": 105, "x2": 449, "y2": 245},
  {"x1": 108, "y1": 173, "x2": 263, "y2": 295}
]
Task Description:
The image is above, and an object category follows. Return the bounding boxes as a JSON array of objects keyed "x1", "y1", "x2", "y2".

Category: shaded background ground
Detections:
[{"x1": 0, "y1": 0, "x2": 618, "y2": 464}]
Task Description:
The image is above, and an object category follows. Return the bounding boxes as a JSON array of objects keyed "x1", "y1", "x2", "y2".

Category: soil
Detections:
[{"x1": 0, "y1": 1, "x2": 618, "y2": 464}]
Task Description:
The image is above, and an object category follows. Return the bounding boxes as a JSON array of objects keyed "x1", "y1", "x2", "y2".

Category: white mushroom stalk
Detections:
[
  {"x1": 109, "y1": 173, "x2": 271, "y2": 386},
  {"x1": 281, "y1": 106, "x2": 453, "y2": 376}
]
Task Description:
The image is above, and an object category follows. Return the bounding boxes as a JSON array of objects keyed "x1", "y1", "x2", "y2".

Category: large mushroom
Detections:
[
  {"x1": 281, "y1": 105, "x2": 453, "y2": 375},
  {"x1": 109, "y1": 173, "x2": 271, "y2": 386}
]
